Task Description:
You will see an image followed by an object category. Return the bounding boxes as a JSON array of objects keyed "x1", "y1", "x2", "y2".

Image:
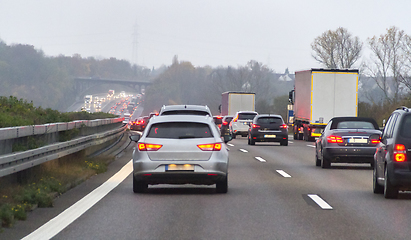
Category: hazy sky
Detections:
[{"x1": 1, "y1": 0, "x2": 410, "y2": 73}]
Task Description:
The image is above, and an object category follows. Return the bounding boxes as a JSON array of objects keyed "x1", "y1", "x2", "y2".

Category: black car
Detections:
[
  {"x1": 247, "y1": 114, "x2": 288, "y2": 146},
  {"x1": 315, "y1": 117, "x2": 381, "y2": 168},
  {"x1": 220, "y1": 116, "x2": 233, "y2": 143},
  {"x1": 374, "y1": 107, "x2": 411, "y2": 198},
  {"x1": 130, "y1": 116, "x2": 149, "y2": 131}
]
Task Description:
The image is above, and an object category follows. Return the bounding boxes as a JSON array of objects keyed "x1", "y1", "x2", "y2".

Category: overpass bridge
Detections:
[{"x1": 74, "y1": 77, "x2": 152, "y2": 99}]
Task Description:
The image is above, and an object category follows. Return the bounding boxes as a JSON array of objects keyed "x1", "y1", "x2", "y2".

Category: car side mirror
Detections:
[{"x1": 129, "y1": 134, "x2": 141, "y2": 142}]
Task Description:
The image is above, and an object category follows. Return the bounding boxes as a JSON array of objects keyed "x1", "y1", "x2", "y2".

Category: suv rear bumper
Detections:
[{"x1": 387, "y1": 162, "x2": 411, "y2": 187}]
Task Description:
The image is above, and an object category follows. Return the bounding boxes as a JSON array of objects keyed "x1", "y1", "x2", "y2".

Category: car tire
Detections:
[
  {"x1": 321, "y1": 149, "x2": 331, "y2": 169},
  {"x1": 247, "y1": 136, "x2": 251, "y2": 145},
  {"x1": 232, "y1": 133, "x2": 236, "y2": 139},
  {"x1": 216, "y1": 176, "x2": 228, "y2": 193},
  {"x1": 133, "y1": 177, "x2": 148, "y2": 193},
  {"x1": 384, "y1": 167, "x2": 398, "y2": 199},
  {"x1": 250, "y1": 137, "x2": 255, "y2": 145},
  {"x1": 281, "y1": 139, "x2": 288, "y2": 146},
  {"x1": 373, "y1": 165, "x2": 384, "y2": 194},
  {"x1": 315, "y1": 149, "x2": 321, "y2": 167}
]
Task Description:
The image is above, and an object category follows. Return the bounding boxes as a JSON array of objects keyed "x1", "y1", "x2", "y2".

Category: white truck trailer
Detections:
[
  {"x1": 221, "y1": 92, "x2": 255, "y2": 116},
  {"x1": 289, "y1": 69, "x2": 358, "y2": 141}
]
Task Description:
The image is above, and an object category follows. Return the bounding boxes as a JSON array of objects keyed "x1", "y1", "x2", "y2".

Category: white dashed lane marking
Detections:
[
  {"x1": 239, "y1": 149, "x2": 248, "y2": 153},
  {"x1": 307, "y1": 145, "x2": 315, "y2": 148},
  {"x1": 227, "y1": 143, "x2": 234, "y2": 147},
  {"x1": 276, "y1": 170, "x2": 292, "y2": 178},
  {"x1": 308, "y1": 194, "x2": 333, "y2": 210},
  {"x1": 255, "y1": 157, "x2": 266, "y2": 162}
]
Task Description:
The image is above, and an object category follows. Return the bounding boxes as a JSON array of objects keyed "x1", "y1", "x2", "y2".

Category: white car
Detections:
[{"x1": 229, "y1": 111, "x2": 258, "y2": 138}]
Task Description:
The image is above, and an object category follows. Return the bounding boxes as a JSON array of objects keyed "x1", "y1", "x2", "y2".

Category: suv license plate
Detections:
[
  {"x1": 166, "y1": 164, "x2": 194, "y2": 171},
  {"x1": 264, "y1": 135, "x2": 276, "y2": 138}
]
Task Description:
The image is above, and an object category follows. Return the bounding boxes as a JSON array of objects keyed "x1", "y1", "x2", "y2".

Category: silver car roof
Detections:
[
  {"x1": 159, "y1": 105, "x2": 212, "y2": 115},
  {"x1": 147, "y1": 115, "x2": 214, "y2": 124}
]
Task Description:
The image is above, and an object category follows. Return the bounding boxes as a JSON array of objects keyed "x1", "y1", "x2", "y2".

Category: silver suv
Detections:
[
  {"x1": 159, "y1": 105, "x2": 212, "y2": 116},
  {"x1": 229, "y1": 111, "x2": 258, "y2": 138}
]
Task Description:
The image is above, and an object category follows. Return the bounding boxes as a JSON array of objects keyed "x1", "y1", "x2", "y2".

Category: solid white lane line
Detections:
[
  {"x1": 227, "y1": 143, "x2": 234, "y2": 147},
  {"x1": 276, "y1": 170, "x2": 291, "y2": 178},
  {"x1": 22, "y1": 160, "x2": 133, "y2": 240},
  {"x1": 308, "y1": 194, "x2": 333, "y2": 210},
  {"x1": 239, "y1": 149, "x2": 248, "y2": 153},
  {"x1": 307, "y1": 145, "x2": 315, "y2": 148},
  {"x1": 255, "y1": 157, "x2": 266, "y2": 162}
]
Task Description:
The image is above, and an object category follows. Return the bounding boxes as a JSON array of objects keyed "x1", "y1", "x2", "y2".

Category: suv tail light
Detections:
[
  {"x1": 252, "y1": 124, "x2": 260, "y2": 129},
  {"x1": 197, "y1": 143, "x2": 222, "y2": 151},
  {"x1": 327, "y1": 135, "x2": 343, "y2": 143},
  {"x1": 138, "y1": 143, "x2": 163, "y2": 151},
  {"x1": 394, "y1": 144, "x2": 407, "y2": 162}
]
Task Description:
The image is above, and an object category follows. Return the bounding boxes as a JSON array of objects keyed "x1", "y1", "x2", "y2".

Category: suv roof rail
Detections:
[{"x1": 396, "y1": 106, "x2": 409, "y2": 112}]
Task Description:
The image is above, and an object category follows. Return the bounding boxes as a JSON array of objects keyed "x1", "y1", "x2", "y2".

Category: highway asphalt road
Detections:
[{"x1": 4, "y1": 136, "x2": 411, "y2": 239}]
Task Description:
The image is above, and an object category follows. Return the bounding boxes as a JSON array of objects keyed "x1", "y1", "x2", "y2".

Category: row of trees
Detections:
[
  {"x1": 312, "y1": 26, "x2": 411, "y2": 105},
  {"x1": 143, "y1": 56, "x2": 292, "y2": 117}
]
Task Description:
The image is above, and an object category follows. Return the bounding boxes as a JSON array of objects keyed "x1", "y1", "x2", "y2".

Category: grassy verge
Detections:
[{"x1": 0, "y1": 154, "x2": 113, "y2": 231}]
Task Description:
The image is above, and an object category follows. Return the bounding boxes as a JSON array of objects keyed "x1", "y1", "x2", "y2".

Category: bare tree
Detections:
[
  {"x1": 311, "y1": 27, "x2": 363, "y2": 68},
  {"x1": 399, "y1": 34, "x2": 411, "y2": 91},
  {"x1": 367, "y1": 26, "x2": 407, "y2": 104}
]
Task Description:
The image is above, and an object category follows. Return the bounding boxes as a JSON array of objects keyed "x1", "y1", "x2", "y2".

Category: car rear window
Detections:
[
  {"x1": 238, "y1": 113, "x2": 257, "y2": 120},
  {"x1": 147, "y1": 122, "x2": 213, "y2": 139},
  {"x1": 400, "y1": 114, "x2": 411, "y2": 138},
  {"x1": 223, "y1": 117, "x2": 233, "y2": 123},
  {"x1": 161, "y1": 110, "x2": 210, "y2": 116},
  {"x1": 335, "y1": 121, "x2": 376, "y2": 129},
  {"x1": 257, "y1": 117, "x2": 282, "y2": 124},
  {"x1": 213, "y1": 117, "x2": 223, "y2": 124}
]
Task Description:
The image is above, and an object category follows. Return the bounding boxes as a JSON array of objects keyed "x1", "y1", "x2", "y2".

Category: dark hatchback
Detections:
[
  {"x1": 315, "y1": 117, "x2": 381, "y2": 168},
  {"x1": 247, "y1": 114, "x2": 288, "y2": 146},
  {"x1": 220, "y1": 116, "x2": 233, "y2": 143},
  {"x1": 374, "y1": 107, "x2": 411, "y2": 198}
]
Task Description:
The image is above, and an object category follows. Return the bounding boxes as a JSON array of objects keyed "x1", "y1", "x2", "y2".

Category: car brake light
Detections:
[
  {"x1": 280, "y1": 124, "x2": 288, "y2": 129},
  {"x1": 138, "y1": 143, "x2": 163, "y2": 151},
  {"x1": 252, "y1": 124, "x2": 260, "y2": 128},
  {"x1": 394, "y1": 144, "x2": 407, "y2": 162},
  {"x1": 216, "y1": 116, "x2": 222, "y2": 119},
  {"x1": 197, "y1": 143, "x2": 222, "y2": 151},
  {"x1": 223, "y1": 121, "x2": 228, "y2": 125},
  {"x1": 370, "y1": 139, "x2": 380, "y2": 144},
  {"x1": 327, "y1": 135, "x2": 343, "y2": 143}
]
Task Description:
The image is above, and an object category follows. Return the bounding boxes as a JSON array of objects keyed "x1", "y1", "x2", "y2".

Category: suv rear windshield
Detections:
[
  {"x1": 335, "y1": 121, "x2": 375, "y2": 129},
  {"x1": 257, "y1": 117, "x2": 282, "y2": 124},
  {"x1": 400, "y1": 114, "x2": 411, "y2": 138},
  {"x1": 238, "y1": 113, "x2": 257, "y2": 120},
  {"x1": 161, "y1": 110, "x2": 210, "y2": 116},
  {"x1": 147, "y1": 122, "x2": 213, "y2": 139}
]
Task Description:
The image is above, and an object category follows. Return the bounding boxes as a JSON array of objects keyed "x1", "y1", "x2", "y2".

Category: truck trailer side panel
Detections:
[{"x1": 294, "y1": 70, "x2": 312, "y2": 121}]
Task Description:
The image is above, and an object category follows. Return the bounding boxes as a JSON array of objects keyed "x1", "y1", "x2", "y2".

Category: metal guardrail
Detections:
[{"x1": 0, "y1": 125, "x2": 127, "y2": 177}]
